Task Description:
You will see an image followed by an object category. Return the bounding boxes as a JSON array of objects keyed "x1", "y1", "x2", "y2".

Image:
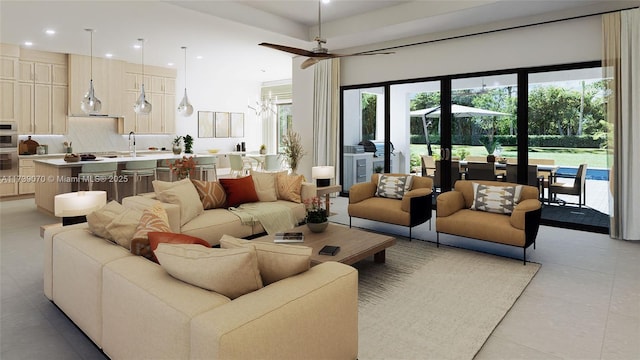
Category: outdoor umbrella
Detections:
[{"x1": 410, "y1": 104, "x2": 510, "y2": 155}]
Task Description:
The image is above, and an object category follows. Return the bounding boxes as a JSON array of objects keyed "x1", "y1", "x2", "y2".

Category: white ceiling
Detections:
[{"x1": 1, "y1": 1, "x2": 637, "y2": 83}]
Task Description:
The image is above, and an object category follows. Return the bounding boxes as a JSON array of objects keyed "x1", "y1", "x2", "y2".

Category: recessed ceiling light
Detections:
[
  {"x1": 45, "y1": 29, "x2": 56, "y2": 35},
  {"x1": 133, "y1": 44, "x2": 141, "y2": 49},
  {"x1": 196, "y1": 55, "x2": 203, "y2": 60},
  {"x1": 24, "y1": 41, "x2": 33, "y2": 46},
  {"x1": 322, "y1": 0, "x2": 330, "y2": 4},
  {"x1": 167, "y1": 62, "x2": 174, "y2": 66},
  {"x1": 105, "y1": 53, "x2": 113, "y2": 58}
]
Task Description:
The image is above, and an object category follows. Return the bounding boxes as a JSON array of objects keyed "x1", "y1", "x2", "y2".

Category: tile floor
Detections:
[{"x1": 1, "y1": 196, "x2": 639, "y2": 359}]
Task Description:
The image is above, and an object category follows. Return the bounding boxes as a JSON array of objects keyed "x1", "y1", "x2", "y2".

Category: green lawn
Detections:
[{"x1": 410, "y1": 145, "x2": 609, "y2": 169}]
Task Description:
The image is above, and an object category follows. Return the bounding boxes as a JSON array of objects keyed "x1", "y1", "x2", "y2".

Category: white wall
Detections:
[
  {"x1": 291, "y1": 56, "x2": 315, "y2": 180},
  {"x1": 292, "y1": 15, "x2": 603, "y2": 175}
]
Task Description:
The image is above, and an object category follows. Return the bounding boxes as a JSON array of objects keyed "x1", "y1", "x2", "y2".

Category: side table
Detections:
[{"x1": 316, "y1": 185, "x2": 342, "y2": 215}]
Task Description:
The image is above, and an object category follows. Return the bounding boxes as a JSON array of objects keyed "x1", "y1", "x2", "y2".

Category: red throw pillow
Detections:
[
  {"x1": 219, "y1": 175, "x2": 260, "y2": 207},
  {"x1": 148, "y1": 232, "x2": 211, "y2": 263}
]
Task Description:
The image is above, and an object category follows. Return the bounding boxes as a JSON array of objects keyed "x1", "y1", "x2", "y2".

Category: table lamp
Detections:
[
  {"x1": 312, "y1": 166, "x2": 335, "y2": 187},
  {"x1": 55, "y1": 191, "x2": 107, "y2": 226}
]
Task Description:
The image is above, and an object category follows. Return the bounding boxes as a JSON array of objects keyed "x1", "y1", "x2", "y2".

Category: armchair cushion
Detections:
[
  {"x1": 348, "y1": 182, "x2": 377, "y2": 204},
  {"x1": 470, "y1": 183, "x2": 523, "y2": 214},
  {"x1": 509, "y1": 199, "x2": 542, "y2": 230},
  {"x1": 376, "y1": 174, "x2": 413, "y2": 199}
]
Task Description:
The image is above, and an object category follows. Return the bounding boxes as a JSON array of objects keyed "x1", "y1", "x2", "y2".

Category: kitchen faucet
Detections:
[{"x1": 129, "y1": 131, "x2": 136, "y2": 157}]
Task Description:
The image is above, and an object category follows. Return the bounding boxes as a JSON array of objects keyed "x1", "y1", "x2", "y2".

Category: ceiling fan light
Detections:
[
  {"x1": 177, "y1": 88, "x2": 193, "y2": 116},
  {"x1": 81, "y1": 79, "x2": 102, "y2": 114},
  {"x1": 134, "y1": 84, "x2": 152, "y2": 114}
]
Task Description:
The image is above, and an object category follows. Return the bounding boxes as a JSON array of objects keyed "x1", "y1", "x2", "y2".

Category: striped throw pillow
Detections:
[{"x1": 191, "y1": 179, "x2": 227, "y2": 209}]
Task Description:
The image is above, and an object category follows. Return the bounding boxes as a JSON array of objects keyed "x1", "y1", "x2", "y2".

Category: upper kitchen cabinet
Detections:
[
  {"x1": 17, "y1": 48, "x2": 68, "y2": 135},
  {"x1": 68, "y1": 54, "x2": 125, "y2": 116},
  {"x1": 0, "y1": 44, "x2": 19, "y2": 122},
  {"x1": 120, "y1": 62, "x2": 176, "y2": 134}
]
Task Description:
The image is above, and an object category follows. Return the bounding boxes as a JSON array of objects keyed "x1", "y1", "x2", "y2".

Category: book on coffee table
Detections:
[
  {"x1": 274, "y1": 232, "x2": 304, "y2": 243},
  {"x1": 319, "y1": 245, "x2": 340, "y2": 256}
]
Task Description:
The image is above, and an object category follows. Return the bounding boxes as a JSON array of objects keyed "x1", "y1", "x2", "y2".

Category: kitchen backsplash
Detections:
[{"x1": 18, "y1": 117, "x2": 174, "y2": 154}]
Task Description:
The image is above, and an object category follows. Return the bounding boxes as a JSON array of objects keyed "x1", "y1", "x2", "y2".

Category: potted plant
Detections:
[
  {"x1": 304, "y1": 196, "x2": 328, "y2": 233},
  {"x1": 172, "y1": 136, "x2": 182, "y2": 155},
  {"x1": 259, "y1": 144, "x2": 267, "y2": 155},
  {"x1": 281, "y1": 129, "x2": 306, "y2": 174},
  {"x1": 480, "y1": 135, "x2": 499, "y2": 162},
  {"x1": 167, "y1": 156, "x2": 195, "y2": 180},
  {"x1": 184, "y1": 134, "x2": 194, "y2": 154}
]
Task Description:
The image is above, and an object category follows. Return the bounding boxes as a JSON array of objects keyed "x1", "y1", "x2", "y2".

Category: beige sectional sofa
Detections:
[
  {"x1": 43, "y1": 223, "x2": 359, "y2": 359},
  {"x1": 122, "y1": 179, "x2": 317, "y2": 246}
]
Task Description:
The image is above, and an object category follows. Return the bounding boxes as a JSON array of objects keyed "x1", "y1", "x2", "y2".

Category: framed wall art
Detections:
[
  {"x1": 230, "y1": 112, "x2": 245, "y2": 137},
  {"x1": 214, "y1": 112, "x2": 230, "y2": 138},
  {"x1": 197, "y1": 111, "x2": 214, "y2": 138}
]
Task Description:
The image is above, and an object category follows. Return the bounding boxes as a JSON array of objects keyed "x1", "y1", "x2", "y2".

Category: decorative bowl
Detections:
[
  {"x1": 64, "y1": 155, "x2": 80, "y2": 162},
  {"x1": 208, "y1": 149, "x2": 219, "y2": 154}
]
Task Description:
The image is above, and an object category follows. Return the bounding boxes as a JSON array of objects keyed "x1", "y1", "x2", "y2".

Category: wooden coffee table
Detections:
[{"x1": 254, "y1": 223, "x2": 396, "y2": 266}]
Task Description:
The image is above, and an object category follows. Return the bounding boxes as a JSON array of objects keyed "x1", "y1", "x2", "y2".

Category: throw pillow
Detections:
[
  {"x1": 219, "y1": 176, "x2": 260, "y2": 207},
  {"x1": 154, "y1": 243, "x2": 263, "y2": 299},
  {"x1": 153, "y1": 178, "x2": 204, "y2": 226},
  {"x1": 376, "y1": 175, "x2": 412, "y2": 199},
  {"x1": 147, "y1": 232, "x2": 210, "y2": 263},
  {"x1": 220, "y1": 235, "x2": 311, "y2": 285},
  {"x1": 190, "y1": 179, "x2": 227, "y2": 209},
  {"x1": 250, "y1": 170, "x2": 278, "y2": 202},
  {"x1": 104, "y1": 208, "x2": 143, "y2": 249},
  {"x1": 87, "y1": 201, "x2": 126, "y2": 241},
  {"x1": 130, "y1": 203, "x2": 172, "y2": 259},
  {"x1": 470, "y1": 183, "x2": 523, "y2": 214},
  {"x1": 276, "y1": 173, "x2": 304, "y2": 203}
]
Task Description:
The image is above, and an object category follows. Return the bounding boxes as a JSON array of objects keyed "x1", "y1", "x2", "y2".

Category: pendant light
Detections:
[
  {"x1": 177, "y1": 46, "x2": 194, "y2": 117},
  {"x1": 80, "y1": 29, "x2": 102, "y2": 114},
  {"x1": 133, "y1": 38, "x2": 152, "y2": 114}
]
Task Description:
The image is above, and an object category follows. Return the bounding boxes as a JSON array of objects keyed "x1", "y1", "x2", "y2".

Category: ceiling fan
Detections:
[{"x1": 259, "y1": 1, "x2": 394, "y2": 69}]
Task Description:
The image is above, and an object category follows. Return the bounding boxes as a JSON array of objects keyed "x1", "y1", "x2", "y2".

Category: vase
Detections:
[
  {"x1": 307, "y1": 221, "x2": 328, "y2": 233},
  {"x1": 172, "y1": 146, "x2": 182, "y2": 155}
]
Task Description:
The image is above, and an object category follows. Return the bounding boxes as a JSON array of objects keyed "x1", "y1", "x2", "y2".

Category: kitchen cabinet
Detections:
[
  {"x1": 68, "y1": 54, "x2": 125, "y2": 116},
  {"x1": 18, "y1": 158, "x2": 35, "y2": 194},
  {"x1": 343, "y1": 153, "x2": 373, "y2": 192},
  {"x1": 121, "y1": 63, "x2": 176, "y2": 134},
  {"x1": 17, "y1": 49, "x2": 68, "y2": 135},
  {"x1": 0, "y1": 44, "x2": 19, "y2": 122}
]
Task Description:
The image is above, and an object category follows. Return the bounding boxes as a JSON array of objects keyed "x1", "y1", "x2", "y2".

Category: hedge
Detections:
[{"x1": 410, "y1": 134, "x2": 603, "y2": 148}]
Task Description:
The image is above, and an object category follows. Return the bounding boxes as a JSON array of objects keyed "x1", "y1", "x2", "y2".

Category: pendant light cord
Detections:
[
  {"x1": 183, "y1": 46, "x2": 187, "y2": 89},
  {"x1": 90, "y1": 30, "x2": 93, "y2": 81}
]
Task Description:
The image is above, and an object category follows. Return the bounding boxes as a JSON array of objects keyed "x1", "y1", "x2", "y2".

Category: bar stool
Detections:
[
  {"x1": 263, "y1": 154, "x2": 281, "y2": 171},
  {"x1": 120, "y1": 159, "x2": 157, "y2": 196},
  {"x1": 229, "y1": 154, "x2": 251, "y2": 177},
  {"x1": 155, "y1": 159, "x2": 174, "y2": 182},
  {"x1": 194, "y1": 156, "x2": 218, "y2": 181},
  {"x1": 78, "y1": 162, "x2": 119, "y2": 201}
]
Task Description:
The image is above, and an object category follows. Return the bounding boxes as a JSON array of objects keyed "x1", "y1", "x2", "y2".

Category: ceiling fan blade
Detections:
[
  {"x1": 300, "y1": 57, "x2": 321, "y2": 69},
  {"x1": 259, "y1": 43, "x2": 318, "y2": 57}
]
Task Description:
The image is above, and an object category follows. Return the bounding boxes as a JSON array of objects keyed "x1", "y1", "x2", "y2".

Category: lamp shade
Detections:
[
  {"x1": 312, "y1": 166, "x2": 334, "y2": 187},
  {"x1": 55, "y1": 191, "x2": 107, "y2": 217}
]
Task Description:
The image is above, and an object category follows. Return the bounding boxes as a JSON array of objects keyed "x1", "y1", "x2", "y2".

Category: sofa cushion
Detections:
[
  {"x1": 87, "y1": 201, "x2": 126, "y2": 241},
  {"x1": 250, "y1": 170, "x2": 279, "y2": 202},
  {"x1": 130, "y1": 203, "x2": 172, "y2": 259},
  {"x1": 104, "y1": 208, "x2": 143, "y2": 249},
  {"x1": 190, "y1": 179, "x2": 227, "y2": 209},
  {"x1": 376, "y1": 174, "x2": 413, "y2": 199},
  {"x1": 153, "y1": 178, "x2": 204, "y2": 226},
  {"x1": 276, "y1": 173, "x2": 303, "y2": 203},
  {"x1": 147, "y1": 232, "x2": 210, "y2": 263},
  {"x1": 219, "y1": 175, "x2": 260, "y2": 207},
  {"x1": 220, "y1": 235, "x2": 312, "y2": 285},
  {"x1": 470, "y1": 183, "x2": 523, "y2": 214},
  {"x1": 154, "y1": 243, "x2": 263, "y2": 299}
]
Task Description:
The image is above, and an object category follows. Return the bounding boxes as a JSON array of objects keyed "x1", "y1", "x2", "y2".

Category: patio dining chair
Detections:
[
  {"x1": 465, "y1": 162, "x2": 496, "y2": 181},
  {"x1": 548, "y1": 163, "x2": 587, "y2": 208}
]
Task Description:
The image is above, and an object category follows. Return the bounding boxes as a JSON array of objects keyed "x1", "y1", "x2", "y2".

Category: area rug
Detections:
[{"x1": 354, "y1": 238, "x2": 540, "y2": 360}]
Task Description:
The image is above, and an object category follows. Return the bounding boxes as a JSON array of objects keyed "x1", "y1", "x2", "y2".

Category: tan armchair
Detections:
[{"x1": 348, "y1": 173, "x2": 433, "y2": 241}]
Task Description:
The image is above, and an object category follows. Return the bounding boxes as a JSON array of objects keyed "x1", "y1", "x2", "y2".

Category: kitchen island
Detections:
[{"x1": 34, "y1": 153, "x2": 216, "y2": 215}]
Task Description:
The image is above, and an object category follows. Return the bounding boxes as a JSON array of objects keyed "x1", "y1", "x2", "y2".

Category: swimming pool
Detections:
[{"x1": 555, "y1": 167, "x2": 610, "y2": 181}]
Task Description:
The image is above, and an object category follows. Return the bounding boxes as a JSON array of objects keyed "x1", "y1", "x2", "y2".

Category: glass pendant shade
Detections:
[
  {"x1": 177, "y1": 88, "x2": 193, "y2": 116},
  {"x1": 134, "y1": 84, "x2": 152, "y2": 114},
  {"x1": 81, "y1": 29, "x2": 102, "y2": 115},
  {"x1": 177, "y1": 46, "x2": 193, "y2": 117},
  {"x1": 81, "y1": 79, "x2": 102, "y2": 114},
  {"x1": 133, "y1": 38, "x2": 152, "y2": 115}
]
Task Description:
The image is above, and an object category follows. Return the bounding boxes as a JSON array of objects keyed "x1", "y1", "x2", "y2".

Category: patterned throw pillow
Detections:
[
  {"x1": 470, "y1": 183, "x2": 523, "y2": 214},
  {"x1": 276, "y1": 173, "x2": 304, "y2": 203},
  {"x1": 190, "y1": 179, "x2": 227, "y2": 209},
  {"x1": 376, "y1": 175, "x2": 413, "y2": 199},
  {"x1": 130, "y1": 202, "x2": 172, "y2": 258}
]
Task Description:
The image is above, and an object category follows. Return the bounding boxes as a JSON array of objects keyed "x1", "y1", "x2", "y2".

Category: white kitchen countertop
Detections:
[{"x1": 34, "y1": 152, "x2": 217, "y2": 167}]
